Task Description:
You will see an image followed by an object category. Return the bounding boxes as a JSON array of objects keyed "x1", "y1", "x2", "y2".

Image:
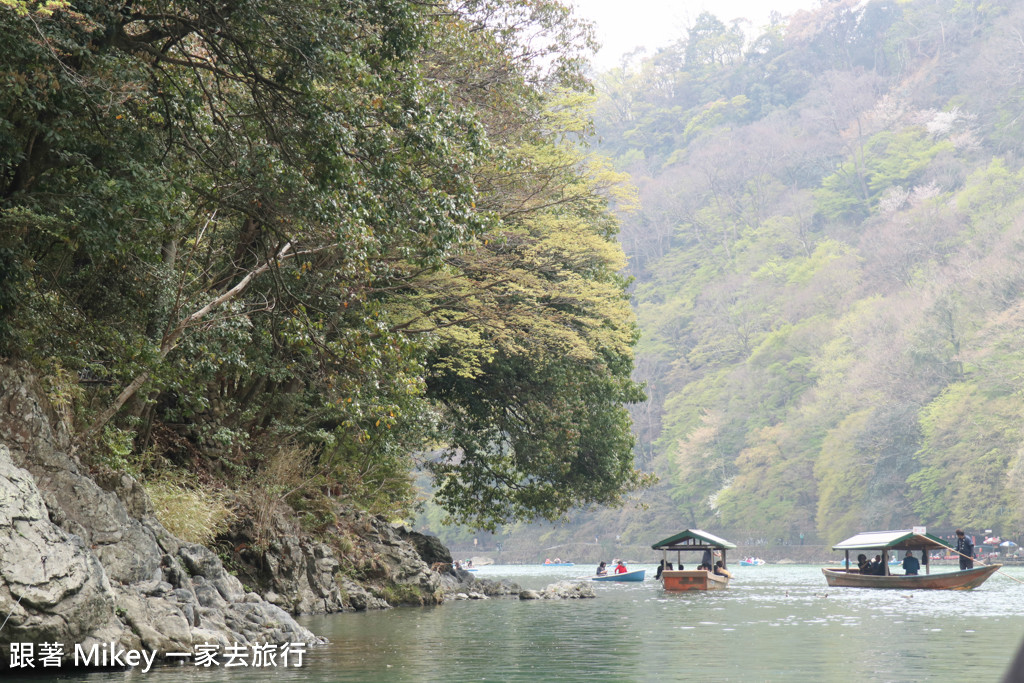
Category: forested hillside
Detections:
[
  {"x1": 0, "y1": 0, "x2": 649, "y2": 542},
  {"x1": 598, "y1": 0, "x2": 1024, "y2": 544}
]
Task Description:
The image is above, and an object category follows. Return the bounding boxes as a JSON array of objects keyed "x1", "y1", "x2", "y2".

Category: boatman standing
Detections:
[{"x1": 955, "y1": 529, "x2": 974, "y2": 570}]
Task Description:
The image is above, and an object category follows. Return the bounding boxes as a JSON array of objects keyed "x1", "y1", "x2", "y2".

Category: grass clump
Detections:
[{"x1": 146, "y1": 477, "x2": 235, "y2": 546}]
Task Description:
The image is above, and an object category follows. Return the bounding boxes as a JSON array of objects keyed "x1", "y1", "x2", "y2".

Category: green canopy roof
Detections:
[
  {"x1": 832, "y1": 529, "x2": 953, "y2": 552},
  {"x1": 651, "y1": 529, "x2": 736, "y2": 551}
]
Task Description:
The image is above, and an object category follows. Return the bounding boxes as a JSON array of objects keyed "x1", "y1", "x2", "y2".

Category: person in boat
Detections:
[
  {"x1": 701, "y1": 549, "x2": 713, "y2": 568},
  {"x1": 544, "y1": 558, "x2": 551, "y2": 565},
  {"x1": 902, "y1": 550, "x2": 920, "y2": 575},
  {"x1": 955, "y1": 529, "x2": 974, "y2": 570},
  {"x1": 857, "y1": 553, "x2": 872, "y2": 574},
  {"x1": 596, "y1": 561, "x2": 608, "y2": 576},
  {"x1": 655, "y1": 560, "x2": 673, "y2": 580},
  {"x1": 713, "y1": 560, "x2": 732, "y2": 579},
  {"x1": 870, "y1": 554, "x2": 887, "y2": 575},
  {"x1": 614, "y1": 560, "x2": 628, "y2": 574}
]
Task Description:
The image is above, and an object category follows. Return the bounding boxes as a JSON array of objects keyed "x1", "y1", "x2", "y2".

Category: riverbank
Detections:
[{"x1": 0, "y1": 362, "x2": 492, "y2": 670}]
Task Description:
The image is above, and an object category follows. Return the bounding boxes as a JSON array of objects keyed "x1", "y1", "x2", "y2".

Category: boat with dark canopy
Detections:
[
  {"x1": 822, "y1": 528, "x2": 1000, "y2": 590},
  {"x1": 651, "y1": 529, "x2": 736, "y2": 591}
]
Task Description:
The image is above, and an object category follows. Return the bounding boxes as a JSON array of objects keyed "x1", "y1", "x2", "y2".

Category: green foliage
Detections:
[
  {"x1": 1, "y1": 0, "x2": 647, "y2": 531},
  {"x1": 815, "y1": 129, "x2": 953, "y2": 220},
  {"x1": 584, "y1": 0, "x2": 1024, "y2": 546}
]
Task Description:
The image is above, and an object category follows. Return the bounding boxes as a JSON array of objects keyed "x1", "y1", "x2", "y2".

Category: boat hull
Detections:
[
  {"x1": 592, "y1": 569, "x2": 645, "y2": 582},
  {"x1": 661, "y1": 569, "x2": 729, "y2": 591},
  {"x1": 821, "y1": 564, "x2": 1000, "y2": 590}
]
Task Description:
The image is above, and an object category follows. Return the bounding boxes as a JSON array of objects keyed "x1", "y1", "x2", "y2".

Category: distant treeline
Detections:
[{"x1": 596, "y1": 0, "x2": 1024, "y2": 542}]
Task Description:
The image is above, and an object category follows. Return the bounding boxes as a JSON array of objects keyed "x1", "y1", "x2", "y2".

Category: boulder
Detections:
[
  {"x1": 394, "y1": 524, "x2": 453, "y2": 566},
  {"x1": 0, "y1": 446, "x2": 127, "y2": 649},
  {"x1": 539, "y1": 581, "x2": 596, "y2": 600}
]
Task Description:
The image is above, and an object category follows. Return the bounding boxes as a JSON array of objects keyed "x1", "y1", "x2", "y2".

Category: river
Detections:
[{"x1": 10, "y1": 563, "x2": 1024, "y2": 682}]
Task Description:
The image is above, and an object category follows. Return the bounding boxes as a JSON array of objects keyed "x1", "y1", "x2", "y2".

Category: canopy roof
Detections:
[
  {"x1": 832, "y1": 529, "x2": 953, "y2": 552},
  {"x1": 651, "y1": 529, "x2": 737, "y2": 551}
]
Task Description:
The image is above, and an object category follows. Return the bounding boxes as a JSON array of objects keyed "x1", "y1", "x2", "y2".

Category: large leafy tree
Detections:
[{"x1": 1, "y1": 0, "x2": 647, "y2": 525}]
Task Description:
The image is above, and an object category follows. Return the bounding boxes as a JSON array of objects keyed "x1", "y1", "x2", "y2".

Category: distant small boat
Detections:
[
  {"x1": 739, "y1": 558, "x2": 766, "y2": 566},
  {"x1": 591, "y1": 569, "x2": 645, "y2": 582},
  {"x1": 542, "y1": 562, "x2": 575, "y2": 567}
]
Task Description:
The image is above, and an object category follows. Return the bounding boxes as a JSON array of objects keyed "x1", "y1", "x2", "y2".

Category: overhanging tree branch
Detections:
[{"x1": 75, "y1": 241, "x2": 293, "y2": 447}]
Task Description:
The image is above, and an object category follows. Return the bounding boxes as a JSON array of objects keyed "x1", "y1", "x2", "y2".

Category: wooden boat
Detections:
[
  {"x1": 822, "y1": 528, "x2": 1001, "y2": 590},
  {"x1": 591, "y1": 569, "x2": 646, "y2": 582},
  {"x1": 651, "y1": 529, "x2": 737, "y2": 591},
  {"x1": 822, "y1": 564, "x2": 999, "y2": 589}
]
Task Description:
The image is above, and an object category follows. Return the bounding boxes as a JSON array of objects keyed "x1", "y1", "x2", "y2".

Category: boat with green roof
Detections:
[
  {"x1": 822, "y1": 528, "x2": 1000, "y2": 590},
  {"x1": 651, "y1": 529, "x2": 737, "y2": 591}
]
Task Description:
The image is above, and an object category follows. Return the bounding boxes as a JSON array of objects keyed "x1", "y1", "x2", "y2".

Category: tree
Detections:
[{"x1": 1, "y1": 0, "x2": 649, "y2": 528}]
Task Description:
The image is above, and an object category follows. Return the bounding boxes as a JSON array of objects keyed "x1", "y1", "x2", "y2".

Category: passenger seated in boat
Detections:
[
  {"x1": 857, "y1": 553, "x2": 871, "y2": 574},
  {"x1": 713, "y1": 560, "x2": 732, "y2": 579},
  {"x1": 870, "y1": 555, "x2": 887, "y2": 575},
  {"x1": 655, "y1": 560, "x2": 673, "y2": 580},
  {"x1": 698, "y1": 562, "x2": 712, "y2": 571},
  {"x1": 614, "y1": 560, "x2": 628, "y2": 574},
  {"x1": 902, "y1": 550, "x2": 920, "y2": 575},
  {"x1": 596, "y1": 561, "x2": 608, "y2": 576}
]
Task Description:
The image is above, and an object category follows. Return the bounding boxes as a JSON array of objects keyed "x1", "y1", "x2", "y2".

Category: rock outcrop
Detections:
[
  {"x1": 225, "y1": 506, "x2": 459, "y2": 614},
  {"x1": 518, "y1": 581, "x2": 596, "y2": 600},
  {"x1": 0, "y1": 362, "x2": 318, "y2": 667},
  {"x1": 0, "y1": 360, "x2": 529, "y2": 672}
]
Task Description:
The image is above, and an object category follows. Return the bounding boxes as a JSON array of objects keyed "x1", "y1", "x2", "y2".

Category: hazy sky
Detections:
[{"x1": 570, "y1": 0, "x2": 821, "y2": 69}]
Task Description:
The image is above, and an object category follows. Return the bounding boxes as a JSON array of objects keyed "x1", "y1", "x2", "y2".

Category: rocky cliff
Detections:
[{"x1": 0, "y1": 361, "x2": 502, "y2": 670}]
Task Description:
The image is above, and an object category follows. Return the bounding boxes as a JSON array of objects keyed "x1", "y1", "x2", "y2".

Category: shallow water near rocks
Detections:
[{"x1": 12, "y1": 564, "x2": 1024, "y2": 682}]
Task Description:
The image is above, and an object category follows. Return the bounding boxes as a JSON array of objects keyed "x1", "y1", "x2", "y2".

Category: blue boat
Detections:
[
  {"x1": 542, "y1": 562, "x2": 575, "y2": 567},
  {"x1": 591, "y1": 569, "x2": 645, "y2": 582}
]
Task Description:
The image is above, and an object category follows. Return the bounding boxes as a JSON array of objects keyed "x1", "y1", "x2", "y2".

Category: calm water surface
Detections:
[{"x1": 15, "y1": 564, "x2": 1024, "y2": 682}]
